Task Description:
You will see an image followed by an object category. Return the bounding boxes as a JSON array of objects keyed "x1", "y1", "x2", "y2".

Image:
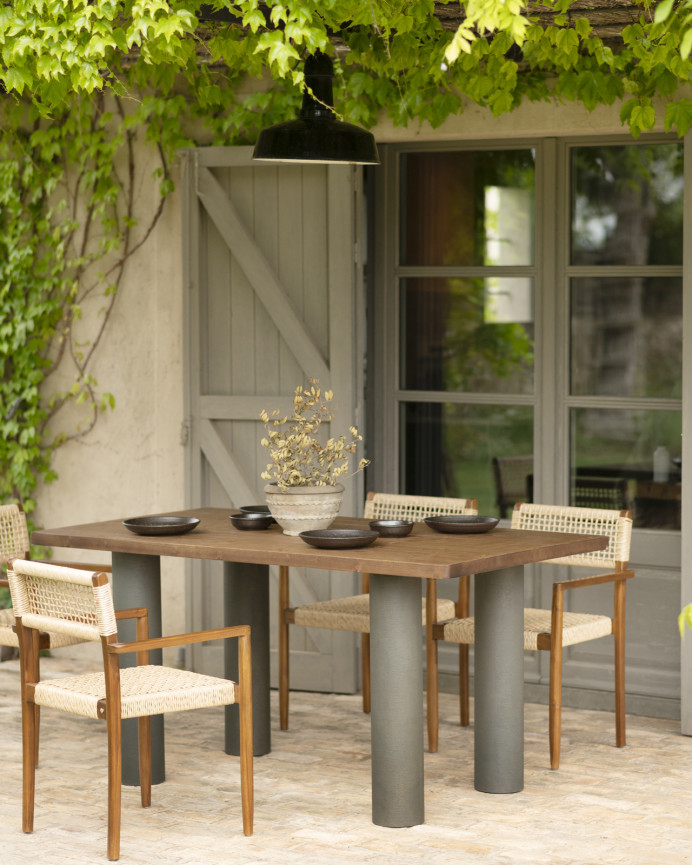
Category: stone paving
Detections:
[{"x1": 1, "y1": 654, "x2": 691, "y2": 864}]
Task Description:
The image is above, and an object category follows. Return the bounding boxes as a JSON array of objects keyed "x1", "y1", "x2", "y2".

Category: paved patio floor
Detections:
[{"x1": 1, "y1": 654, "x2": 691, "y2": 865}]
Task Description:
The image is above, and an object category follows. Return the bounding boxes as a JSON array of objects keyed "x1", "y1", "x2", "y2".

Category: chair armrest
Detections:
[
  {"x1": 34, "y1": 559, "x2": 112, "y2": 573},
  {"x1": 115, "y1": 607, "x2": 149, "y2": 621},
  {"x1": 106, "y1": 623, "x2": 251, "y2": 655},
  {"x1": 555, "y1": 570, "x2": 634, "y2": 592},
  {"x1": 0, "y1": 578, "x2": 8, "y2": 589}
]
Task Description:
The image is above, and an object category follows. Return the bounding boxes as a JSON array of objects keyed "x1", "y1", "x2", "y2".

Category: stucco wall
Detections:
[{"x1": 33, "y1": 139, "x2": 186, "y2": 660}]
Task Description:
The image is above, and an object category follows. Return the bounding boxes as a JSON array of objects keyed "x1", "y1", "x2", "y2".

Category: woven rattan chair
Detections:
[
  {"x1": 279, "y1": 491, "x2": 477, "y2": 751},
  {"x1": 432, "y1": 502, "x2": 634, "y2": 768},
  {"x1": 492, "y1": 455, "x2": 533, "y2": 518},
  {"x1": 8, "y1": 558, "x2": 253, "y2": 860},
  {"x1": 1, "y1": 503, "x2": 112, "y2": 656}
]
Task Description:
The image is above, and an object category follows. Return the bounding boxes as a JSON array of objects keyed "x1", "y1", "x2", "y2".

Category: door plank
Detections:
[
  {"x1": 199, "y1": 418, "x2": 258, "y2": 505},
  {"x1": 197, "y1": 165, "x2": 330, "y2": 383}
]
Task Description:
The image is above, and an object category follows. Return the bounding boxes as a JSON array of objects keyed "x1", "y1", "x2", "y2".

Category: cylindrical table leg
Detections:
[
  {"x1": 370, "y1": 573, "x2": 424, "y2": 827},
  {"x1": 474, "y1": 565, "x2": 524, "y2": 793},
  {"x1": 111, "y1": 552, "x2": 165, "y2": 786},
  {"x1": 223, "y1": 561, "x2": 271, "y2": 757}
]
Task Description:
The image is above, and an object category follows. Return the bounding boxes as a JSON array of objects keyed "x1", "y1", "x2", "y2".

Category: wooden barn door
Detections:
[{"x1": 181, "y1": 147, "x2": 364, "y2": 693}]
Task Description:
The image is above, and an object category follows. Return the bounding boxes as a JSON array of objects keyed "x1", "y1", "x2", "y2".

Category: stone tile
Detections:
[{"x1": 1, "y1": 655, "x2": 691, "y2": 864}]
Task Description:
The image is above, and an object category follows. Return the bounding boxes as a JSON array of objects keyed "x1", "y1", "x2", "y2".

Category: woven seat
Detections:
[
  {"x1": 279, "y1": 491, "x2": 477, "y2": 751},
  {"x1": 293, "y1": 594, "x2": 456, "y2": 632},
  {"x1": 439, "y1": 609, "x2": 613, "y2": 650},
  {"x1": 34, "y1": 665, "x2": 239, "y2": 719},
  {"x1": 8, "y1": 558, "x2": 253, "y2": 860},
  {"x1": 431, "y1": 502, "x2": 634, "y2": 768}
]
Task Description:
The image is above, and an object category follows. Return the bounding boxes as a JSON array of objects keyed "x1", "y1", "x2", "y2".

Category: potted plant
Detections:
[{"x1": 259, "y1": 379, "x2": 368, "y2": 535}]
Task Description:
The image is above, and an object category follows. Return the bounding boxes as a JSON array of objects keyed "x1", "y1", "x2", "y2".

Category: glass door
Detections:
[
  {"x1": 566, "y1": 143, "x2": 683, "y2": 529},
  {"x1": 393, "y1": 147, "x2": 537, "y2": 514},
  {"x1": 372, "y1": 136, "x2": 684, "y2": 715}
]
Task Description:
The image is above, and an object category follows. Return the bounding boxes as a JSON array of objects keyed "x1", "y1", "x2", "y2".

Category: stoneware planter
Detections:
[{"x1": 264, "y1": 483, "x2": 344, "y2": 536}]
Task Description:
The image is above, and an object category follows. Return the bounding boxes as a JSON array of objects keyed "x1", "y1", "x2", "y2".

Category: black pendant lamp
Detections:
[{"x1": 253, "y1": 51, "x2": 379, "y2": 165}]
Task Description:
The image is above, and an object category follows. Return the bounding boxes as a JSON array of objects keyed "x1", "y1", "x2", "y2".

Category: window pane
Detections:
[
  {"x1": 400, "y1": 277, "x2": 534, "y2": 393},
  {"x1": 571, "y1": 408, "x2": 681, "y2": 529},
  {"x1": 402, "y1": 402, "x2": 534, "y2": 517},
  {"x1": 400, "y1": 150, "x2": 535, "y2": 266},
  {"x1": 570, "y1": 143, "x2": 683, "y2": 266},
  {"x1": 570, "y1": 277, "x2": 682, "y2": 398}
]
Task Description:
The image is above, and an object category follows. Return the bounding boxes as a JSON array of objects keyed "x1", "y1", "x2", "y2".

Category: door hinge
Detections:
[{"x1": 180, "y1": 417, "x2": 192, "y2": 446}]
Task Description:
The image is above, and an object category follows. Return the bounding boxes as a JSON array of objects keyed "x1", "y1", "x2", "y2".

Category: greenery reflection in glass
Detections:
[
  {"x1": 400, "y1": 149, "x2": 535, "y2": 267},
  {"x1": 402, "y1": 402, "x2": 534, "y2": 516},
  {"x1": 400, "y1": 277, "x2": 534, "y2": 394},
  {"x1": 570, "y1": 277, "x2": 682, "y2": 399},
  {"x1": 571, "y1": 408, "x2": 681, "y2": 529},
  {"x1": 571, "y1": 143, "x2": 683, "y2": 267}
]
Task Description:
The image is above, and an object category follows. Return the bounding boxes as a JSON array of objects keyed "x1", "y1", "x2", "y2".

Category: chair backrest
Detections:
[
  {"x1": 7, "y1": 558, "x2": 116, "y2": 643},
  {"x1": 572, "y1": 477, "x2": 629, "y2": 511},
  {"x1": 492, "y1": 456, "x2": 533, "y2": 517},
  {"x1": 364, "y1": 492, "x2": 478, "y2": 521},
  {"x1": 511, "y1": 502, "x2": 632, "y2": 569},
  {"x1": 0, "y1": 504, "x2": 30, "y2": 565}
]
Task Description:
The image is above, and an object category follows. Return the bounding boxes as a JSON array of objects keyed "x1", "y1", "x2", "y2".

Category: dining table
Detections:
[{"x1": 32, "y1": 507, "x2": 608, "y2": 828}]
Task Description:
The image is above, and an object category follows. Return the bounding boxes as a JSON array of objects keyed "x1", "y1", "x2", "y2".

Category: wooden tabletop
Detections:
[{"x1": 32, "y1": 507, "x2": 610, "y2": 581}]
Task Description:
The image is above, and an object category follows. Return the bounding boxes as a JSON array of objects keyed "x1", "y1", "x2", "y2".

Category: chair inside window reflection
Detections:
[
  {"x1": 572, "y1": 478, "x2": 629, "y2": 511},
  {"x1": 492, "y1": 455, "x2": 533, "y2": 519}
]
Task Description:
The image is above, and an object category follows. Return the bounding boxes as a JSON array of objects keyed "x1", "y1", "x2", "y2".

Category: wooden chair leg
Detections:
[
  {"x1": 361, "y1": 632, "x2": 371, "y2": 714},
  {"x1": 34, "y1": 704, "x2": 40, "y2": 766},
  {"x1": 19, "y1": 626, "x2": 39, "y2": 834},
  {"x1": 459, "y1": 644, "x2": 470, "y2": 727},
  {"x1": 106, "y1": 715, "x2": 123, "y2": 860},
  {"x1": 457, "y1": 575, "x2": 471, "y2": 728},
  {"x1": 238, "y1": 633, "x2": 254, "y2": 836},
  {"x1": 549, "y1": 584, "x2": 565, "y2": 770},
  {"x1": 614, "y1": 580, "x2": 627, "y2": 747},
  {"x1": 426, "y1": 580, "x2": 439, "y2": 753},
  {"x1": 278, "y1": 566, "x2": 290, "y2": 731},
  {"x1": 21, "y1": 696, "x2": 37, "y2": 834},
  {"x1": 138, "y1": 716, "x2": 152, "y2": 808},
  {"x1": 548, "y1": 647, "x2": 563, "y2": 770}
]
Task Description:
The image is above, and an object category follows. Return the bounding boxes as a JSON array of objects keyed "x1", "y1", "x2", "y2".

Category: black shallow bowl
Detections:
[
  {"x1": 229, "y1": 512, "x2": 274, "y2": 530},
  {"x1": 123, "y1": 516, "x2": 200, "y2": 536},
  {"x1": 369, "y1": 519, "x2": 414, "y2": 537},
  {"x1": 239, "y1": 505, "x2": 275, "y2": 523},
  {"x1": 424, "y1": 515, "x2": 500, "y2": 534},
  {"x1": 299, "y1": 529, "x2": 378, "y2": 550}
]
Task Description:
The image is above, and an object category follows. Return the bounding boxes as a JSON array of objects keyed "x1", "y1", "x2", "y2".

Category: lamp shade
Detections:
[{"x1": 253, "y1": 52, "x2": 379, "y2": 165}]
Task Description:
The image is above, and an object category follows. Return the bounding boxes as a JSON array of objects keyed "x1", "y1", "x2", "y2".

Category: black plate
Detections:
[
  {"x1": 424, "y1": 515, "x2": 500, "y2": 534},
  {"x1": 123, "y1": 516, "x2": 200, "y2": 536},
  {"x1": 299, "y1": 529, "x2": 378, "y2": 549}
]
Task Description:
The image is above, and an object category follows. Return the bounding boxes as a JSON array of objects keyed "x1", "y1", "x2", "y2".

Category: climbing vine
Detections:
[{"x1": 0, "y1": 0, "x2": 691, "y2": 520}]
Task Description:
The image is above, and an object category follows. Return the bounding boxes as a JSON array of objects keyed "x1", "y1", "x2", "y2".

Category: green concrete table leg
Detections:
[
  {"x1": 111, "y1": 552, "x2": 165, "y2": 786},
  {"x1": 370, "y1": 573, "x2": 424, "y2": 827},
  {"x1": 474, "y1": 565, "x2": 524, "y2": 794},
  {"x1": 223, "y1": 561, "x2": 271, "y2": 757}
]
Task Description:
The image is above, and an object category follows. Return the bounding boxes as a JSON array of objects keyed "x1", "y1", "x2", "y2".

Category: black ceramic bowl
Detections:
[
  {"x1": 239, "y1": 505, "x2": 275, "y2": 523},
  {"x1": 369, "y1": 519, "x2": 414, "y2": 537},
  {"x1": 229, "y1": 512, "x2": 274, "y2": 531}
]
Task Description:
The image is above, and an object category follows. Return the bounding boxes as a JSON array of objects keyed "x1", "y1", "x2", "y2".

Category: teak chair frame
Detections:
[
  {"x1": 278, "y1": 491, "x2": 477, "y2": 751},
  {"x1": 432, "y1": 502, "x2": 634, "y2": 768},
  {"x1": 8, "y1": 558, "x2": 253, "y2": 861}
]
